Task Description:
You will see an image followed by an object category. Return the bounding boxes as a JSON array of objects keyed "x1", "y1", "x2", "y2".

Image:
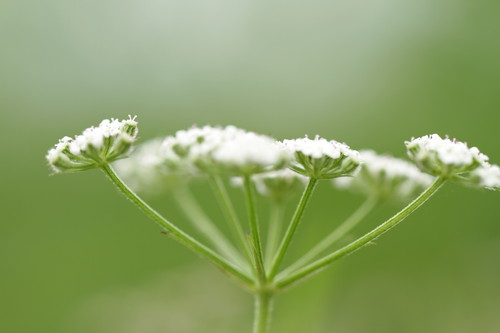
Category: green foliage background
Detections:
[{"x1": 1, "y1": 1, "x2": 499, "y2": 332}]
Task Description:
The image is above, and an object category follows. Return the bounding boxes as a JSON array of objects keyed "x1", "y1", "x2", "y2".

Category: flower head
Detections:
[
  {"x1": 232, "y1": 169, "x2": 307, "y2": 202},
  {"x1": 113, "y1": 138, "x2": 193, "y2": 194},
  {"x1": 405, "y1": 134, "x2": 488, "y2": 178},
  {"x1": 279, "y1": 135, "x2": 360, "y2": 179},
  {"x1": 46, "y1": 116, "x2": 138, "y2": 174},
  {"x1": 333, "y1": 150, "x2": 435, "y2": 201},
  {"x1": 162, "y1": 125, "x2": 290, "y2": 175},
  {"x1": 466, "y1": 163, "x2": 500, "y2": 191}
]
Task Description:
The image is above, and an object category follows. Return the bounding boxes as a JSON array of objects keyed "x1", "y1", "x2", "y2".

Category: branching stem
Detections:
[
  {"x1": 101, "y1": 164, "x2": 253, "y2": 287},
  {"x1": 209, "y1": 175, "x2": 253, "y2": 262},
  {"x1": 276, "y1": 177, "x2": 445, "y2": 289},
  {"x1": 243, "y1": 175, "x2": 267, "y2": 284},
  {"x1": 268, "y1": 178, "x2": 318, "y2": 280},
  {"x1": 173, "y1": 186, "x2": 247, "y2": 269},
  {"x1": 280, "y1": 196, "x2": 378, "y2": 276}
]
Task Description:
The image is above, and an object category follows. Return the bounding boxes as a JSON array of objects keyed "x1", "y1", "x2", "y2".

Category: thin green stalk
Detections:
[
  {"x1": 209, "y1": 175, "x2": 253, "y2": 261},
  {"x1": 276, "y1": 177, "x2": 446, "y2": 289},
  {"x1": 243, "y1": 175, "x2": 266, "y2": 284},
  {"x1": 252, "y1": 292, "x2": 273, "y2": 333},
  {"x1": 280, "y1": 196, "x2": 378, "y2": 276},
  {"x1": 268, "y1": 178, "x2": 318, "y2": 280},
  {"x1": 101, "y1": 164, "x2": 253, "y2": 287},
  {"x1": 173, "y1": 186, "x2": 247, "y2": 269},
  {"x1": 265, "y1": 202, "x2": 285, "y2": 269}
]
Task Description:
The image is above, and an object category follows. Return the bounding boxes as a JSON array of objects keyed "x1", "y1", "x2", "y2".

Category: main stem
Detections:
[
  {"x1": 268, "y1": 178, "x2": 318, "y2": 280},
  {"x1": 280, "y1": 196, "x2": 378, "y2": 276},
  {"x1": 101, "y1": 164, "x2": 253, "y2": 287},
  {"x1": 277, "y1": 177, "x2": 445, "y2": 289},
  {"x1": 253, "y1": 292, "x2": 273, "y2": 333}
]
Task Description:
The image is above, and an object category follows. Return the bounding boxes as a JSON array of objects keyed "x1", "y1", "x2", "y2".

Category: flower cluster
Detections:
[
  {"x1": 113, "y1": 138, "x2": 193, "y2": 194},
  {"x1": 46, "y1": 118, "x2": 500, "y2": 194},
  {"x1": 333, "y1": 150, "x2": 434, "y2": 201},
  {"x1": 468, "y1": 163, "x2": 500, "y2": 190},
  {"x1": 47, "y1": 117, "x2": 500, "y2": 333},
  {"x1": 279, "y1": 136, "x2": 360, "y2": 179},
  {"x1": 46, "y1": 116, "x2": 138, "y2": 174},
  {"x1": 405, "y1": 134, "x2": 488, "y2": 177},
  {"x1": 406, "y1": 134, "x2": 499, "y2": 190},
  {"x1": 161, "y1": 125, "x2": 290, "y2": 176}
]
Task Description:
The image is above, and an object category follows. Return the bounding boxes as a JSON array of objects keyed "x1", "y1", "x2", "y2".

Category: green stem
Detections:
[
  {"x1": 280, "y1": 196, "x2": 378, "y2": 276},
  {"x1": 173, "y1": 186, "x2": 247, "y2": 269},
  {"x1": 276, "y1": 177, "x2": 445, "y2": 289},
  {"x1": 209, "y1": 175, "x2": 253, "y2": 261},
  {"x1": 265, "y1": 202, "x2": 285, "y2": 270},
  {"x1": 101, "y1": 164, "x2": 253, "y2": 287},
  {"x1": 243, "y1": 175, "x2": 267, "y2": 284},
  {"x1": 252, "y1": 292, "x2": 273, "y2": 333},
  {"x1": 268, "y1": 178, "x2": 318, "y2": 280}
]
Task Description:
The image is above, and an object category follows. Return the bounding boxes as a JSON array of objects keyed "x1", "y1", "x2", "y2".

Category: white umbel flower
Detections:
[
  {"x1": 406, "y1": 134, "x2": 488, "y2": 178},
  {"x1": 113, "y1": 138, "x2": 193, "y2": 194},
  {"x1": 232, "y1": 169, "x2": 307, "y2": 202},
  {"x1": 467, "y1": 163, "x2": 500, "y2": 191},
  {"x1": 47, "y1": 116, "x2": 138, "y2": 174},
  {"x1": 279, "y1": 136, "x2": 360, "y2": 179},
  {"x1": 333, "y1": 150, "x2": 435, "y2": 201},
  {"x1": 162, "y1": 125, "x2": 290, "y2": 175},
  {"x1": 210, "y1": 132, "x2": 290, "y2": 175},
  {"x1": 163, "y1": 125, "x2": 247, "y2": 160}
]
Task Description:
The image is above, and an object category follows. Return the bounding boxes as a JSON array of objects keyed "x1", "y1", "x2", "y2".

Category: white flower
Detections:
[
  {"x1": 163, "y1": 125, "x2": 247, "y2": 159},
  {"x1": 211, "y1": 132, "x2": 290, "y2": 175},
  {"x1": 406, "y1": 134, "x2": 488, "y2": 178},
  {"x1": 467, "y1": 163, "x2": 500, "y2": 191},
  {"x1": 232, "y1": 169, "x2": 307, "y2": 202},
  {"x1": 333, "y1": 150, "x2": 435, "y2": 201},
  {"x1": 162, "y1": 125, "x2": 290, "y2": 175},
  {"x1": 279, "y1": 135, "x2": 360, "y2": 179},
  {"x1": 113, "y1": 138, "x2": 193, "y2": 194},
  {"x1": 46, "y1": 116, "x2": 138, "y2": 174}
]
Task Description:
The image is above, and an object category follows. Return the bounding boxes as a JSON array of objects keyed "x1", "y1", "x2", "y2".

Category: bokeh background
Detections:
[{"x1": 1, "y1": 0, "x2": 500, "y2": 332}]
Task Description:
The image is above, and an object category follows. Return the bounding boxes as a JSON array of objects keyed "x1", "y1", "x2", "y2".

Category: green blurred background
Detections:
[{"x1": 1, "y1": 0, "x2": 500, "y2": 332}]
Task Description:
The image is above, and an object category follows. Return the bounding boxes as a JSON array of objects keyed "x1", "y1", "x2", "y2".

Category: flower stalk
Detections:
[
  {"x1": 210, "y1": 175, "x2": 253, "y2": 262},
  {"x1": 268, "y1": 178, "x2": 318, "y2": 280},
  {"x1": 101, "y1": 164, "x2": 254, "y2": 287},
  {"x1": 276, "y1": 177, "x2": 446, "y2": 289},
  {"x1": 265, "y1": 202, "x2": 285, "y2": 269},
  {"x1": 243, "y1": 175, "x2": 267, "y2": 284},
  {"x1": 173, "y1": 186, "x2": 247, "y2": 269},
  {"x1": 281, "y1": 196, "x2": 378, "y2": 276}
]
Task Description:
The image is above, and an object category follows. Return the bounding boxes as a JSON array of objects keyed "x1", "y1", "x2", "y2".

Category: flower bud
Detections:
[
  {"x1": 278, "y1": 135, "x2": 360, "y2": 179},
  {"x1": 46, "y1": 116, "x2": 138, "y2": 174}
]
